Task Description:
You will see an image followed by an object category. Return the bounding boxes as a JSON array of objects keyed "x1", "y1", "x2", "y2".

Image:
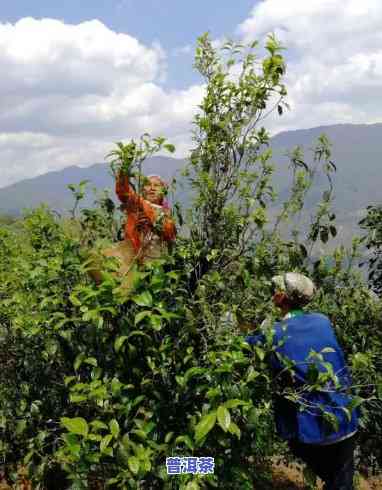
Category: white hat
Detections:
[{"x1": 272, "y1": 272, "x2": 316, "y2": 305}]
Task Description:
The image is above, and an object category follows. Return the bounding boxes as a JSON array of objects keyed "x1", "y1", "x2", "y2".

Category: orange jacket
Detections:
[{"x1": 115, "y1": 172, "x2": 176, "y2": 254}]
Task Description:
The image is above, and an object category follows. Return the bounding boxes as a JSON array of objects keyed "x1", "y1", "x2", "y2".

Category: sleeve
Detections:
[
  {"x1": 115, "y1": 172, "x2": 142, "y2": 209},
  {"x1": 116, "y1": 172, "x2": 158, "y2": 223},
  {"x1": 116, "y1": 172, "x2": 177, "y2": 241}
]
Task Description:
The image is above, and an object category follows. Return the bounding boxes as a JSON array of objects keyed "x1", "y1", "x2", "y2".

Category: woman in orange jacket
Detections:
[
  {"x1": 88, "y1": 172, "x2": 176, "y2": 289},
  {"x1": 115, "y1": 172, "x2": 176, "y2": 262}
]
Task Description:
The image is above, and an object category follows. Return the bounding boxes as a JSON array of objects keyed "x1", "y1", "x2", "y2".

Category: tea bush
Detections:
[{"x1": 0, "y1": 34, "x2": 381, "y2": 489}]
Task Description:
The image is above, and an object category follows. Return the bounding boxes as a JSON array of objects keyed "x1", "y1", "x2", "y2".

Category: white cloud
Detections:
[
  {"x1": 3, "y1": 5, "x2": 380, "y2": 190},
  {"x1": 0, "y1": 18, "x2": 204, "y2": 188},
  {"x1": 237, "y1": 0, "x2": 382, "y2": 135},
  {"x1": 0, "y1": 18, "x2": 165, "y2": 96}
]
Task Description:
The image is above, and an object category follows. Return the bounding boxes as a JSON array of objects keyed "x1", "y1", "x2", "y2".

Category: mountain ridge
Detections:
[{"x1": 1, "y1": 123, "x2": 381, "y2": 246}]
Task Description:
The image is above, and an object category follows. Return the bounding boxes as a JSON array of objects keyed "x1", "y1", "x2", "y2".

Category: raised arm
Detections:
[
  {"x1": 115, "y1": 172, "x2": 142, "y2": 208},
  {"x1": 117, "y1": 173, "x2": 175, "y2": 239},
  {"x1": 116, "y1": 172, "x2": 160, "y2": 225}
]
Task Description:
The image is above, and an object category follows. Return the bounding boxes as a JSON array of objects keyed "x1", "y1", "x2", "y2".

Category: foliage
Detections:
[
  {"x1": 0, "y1": 33, "x2": 381, "y2": 490},
  {"x1": 359, "y1": 204, "x2": 382, "y2": 294},
  {"x1": 0, "y1": 204, "x2": 276, "y2": 489},
  {"x1": 186, "y1": 33, "x2": 286, "y2": 272},
  {"x1": 106, "y1": 134, "x2": 175, "y2": 196},
  {"x1": 0, "y1": 214, "x2": 18, "y2": 226}
]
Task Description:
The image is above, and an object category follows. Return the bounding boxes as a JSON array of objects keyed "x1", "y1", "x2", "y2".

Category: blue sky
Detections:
[
  {"x1": 0, "y1": 0, "x2": 381, "y2": 187},
  {"x1": 1, "y1": 0, "x2": 258, "y2": 89}
]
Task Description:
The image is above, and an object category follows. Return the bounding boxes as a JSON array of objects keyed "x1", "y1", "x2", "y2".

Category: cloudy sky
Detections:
[{"x1": 0, "y1": 0, "x2": 381, "y2": 187}]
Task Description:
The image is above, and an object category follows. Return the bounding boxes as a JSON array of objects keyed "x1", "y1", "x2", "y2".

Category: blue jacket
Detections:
[{"x1": 245, "y1": 312, "x2": 358, "y2": 444}]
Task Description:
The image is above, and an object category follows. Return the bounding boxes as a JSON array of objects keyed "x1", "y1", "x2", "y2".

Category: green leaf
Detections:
[
  {"x1": 132, "y1": 291, "x2": 153, "y2": 307},
  {"x1": 164, "y1": 143, "x2": 176, "y2": 153},
  {"x1": 299, "y1": 244, "x2": 308, "y2": 258},
  {"x1": 352, "y1": 352, "x2": 370, "y2": 370},
  {"x1": 64, "y1": 376, "x2": 76, "y2": 386},
  {"x1": 109, "y1": 419, "x2": 120, "y2": 438},
  {"x1": 70, "y1": 394, "x2": 87, "y2": 403},
  {"x1": 114, "y1": 336, "x2": 128, "y2": 353},
  {"x1": 107, "y1": 477, "x2": 120, "y2": 486},
  {"x1": 64, "y1": 432, "x2": 79, "y2": 448},
  {"x1": 323, "y1": 412, "x2": 339, "y2": 432},
  {"x1": 247, "y1": 369, "x2": 260, "y2": 382},
  {"x1": 224, "y1": 399, "x2": 248, "y2": 409},
  {"x1": 128, "y1": 456, "x2": 140, "y2": 475},
  {"x1": 61, "y1": 417, "x2": 89, "y2": 437},
  {"x1": 255, "y1": 346, "x2": 265, "y2": 361},
  {"x1": 131, "y1": 429, "x2": 147, "y2": 440},
  {"x1": 149, "y1": 314, "x2": 162, "y2": 331},
  {"x1": 74, "y1": 353, "x2": 86, "y2": 371},
  {"x1": 143, "y1": 421, "x2": 156, "y2": 435},
  {"x1": 111, "y1": 377, "x2": 123, "y2": 395},
  {"x1": 320, "y1": 228, "x2": 329, "y2": 244},
  {"x1": 100, "y1": 434, "x2": 113, "y2": 453},
  {"x1": 174, "y1": 435, "x2": 194, "y2": 450},
  {"x1": 227, "y1": 422, "x2": 241, "y2": 439},
  {"x1": 90, "y1": 420, "x2": 108, "y2": 431},
  {"x1": 69, "y1": 292, "x2": 81, "y2": 306},
  {"x1": 84, "y1": 357, "x2": 98, "y2": 367},
  {"x1": 195, "y1": 411, "x2": 216, "y2": 441},
  {"x1": 184, "y1": 367, "x2": 207, "y2": 383},
  {"x1": 306, "y1": 363, "x2": 319, "y2": 384},
  {"x1": 16, "y1": 419, "x2": 27, "y2": 435},
  {"x1": 127, "y1": 330, "x2": 151, "y2": 341},
  {"x1": 186, "y1": 482, "x2": 200, "y2": 490},
  {"x1": 23, "y1": 451, "x2": 34, "y2": 465},
  {"x1": 217, "y1": 405, "x2": 231, "y2": 432},
  {"x1": 165, "y1": 432, "x2": 174, "y2": 443},
  {"x1": 347, "y1": 396, "x2": 364, "y2": 413},
  {"x1": 134, "y1": 311, "x2": 151, "y2": 325},
  {"x1": 132, "y1": 395, "x2": 145, "y2": 407},
  {"x1": 330, "y1": 225, "x2": 337, "y2": 237},
  {"x1": 67, "y1": 443, "x2": 81, "y2": 457},
  {"x1": 88, "y1": 434, "x2": 102, "y2": 442},
  {"x1": 303, "y1": 466, "x2": 317, "y2": 488}
]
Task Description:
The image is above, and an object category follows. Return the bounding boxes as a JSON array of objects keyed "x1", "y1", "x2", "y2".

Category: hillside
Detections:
[
  {"x1": 1, "y1": 123, "x2": 381, "y2": 244},
  {"x1": 268, "y1": 123, "x2": 382, "y2": 245},
  {"x1": 0, "y1": 156, "x2": 186, "y2": 217},
  {"x1": 271, "y1": 123, "x2": 382, "y2": 214}
]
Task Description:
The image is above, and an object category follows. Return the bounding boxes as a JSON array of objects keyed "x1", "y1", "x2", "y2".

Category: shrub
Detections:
[{"x1": 0, "y1": 33, "x2": 381, "y2": 489}]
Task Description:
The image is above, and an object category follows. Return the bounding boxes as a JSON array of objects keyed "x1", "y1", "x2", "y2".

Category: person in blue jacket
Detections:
[{"x1": 245, "y1": 272, "x2": 358, "y2": 490}]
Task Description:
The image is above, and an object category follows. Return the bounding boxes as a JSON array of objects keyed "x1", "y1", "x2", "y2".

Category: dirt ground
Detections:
[
  {"x1": 269, "y1": 462, "x2": 382, "y2": 490},
  {"x1": 1, "y1": 464, "x2": 381, "y2": 489}
]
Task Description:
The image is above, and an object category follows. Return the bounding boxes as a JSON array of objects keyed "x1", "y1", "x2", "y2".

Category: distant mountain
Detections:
[
  {"x1": 0, "y1": 156, "x2": 187, "y2": 217},
  {"x1": 269, "y1": 123, "x2": 382, "y2": 245},
  {"x1": 1, "y1": 123, "x2": 381, "y2": 245},
  {"x1": 271, "y1": 123, "x2": 382, "y2": 213}
]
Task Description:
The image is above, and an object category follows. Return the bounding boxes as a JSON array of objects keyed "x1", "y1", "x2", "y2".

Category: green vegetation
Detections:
[
  {"x1": 360, "y1": 204, "x2": 382, "y2": 295},
  {"x1": 0, "y1": 34, "x2": 381, "y2": 489},
  {"x1": 0, "y1": 214, "x2": 18, "y2": 226}
]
